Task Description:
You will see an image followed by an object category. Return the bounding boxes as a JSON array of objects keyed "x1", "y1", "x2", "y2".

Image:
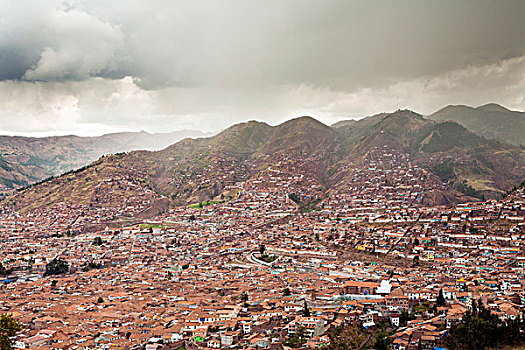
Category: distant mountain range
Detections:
[
  {"x1": 6, "y1": 108, "x2": 525, "y2": 213},
  {"x1": 0, "y1": 130, "x2": 208, "y2": 192},
  {"x1": 428, "y1": 103, "x2": 525, "y2": 147}
]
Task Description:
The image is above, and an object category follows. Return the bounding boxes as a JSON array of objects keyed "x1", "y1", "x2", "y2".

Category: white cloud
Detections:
[
  {"x1": 0, "y1": 77, "x2": 151, "y2": 135},
  {"x1": 21, "y1": 5, "x2": 125, "y2": 81}
]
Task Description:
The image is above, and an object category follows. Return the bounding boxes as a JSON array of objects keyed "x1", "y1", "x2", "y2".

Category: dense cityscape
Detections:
[
  {"x1": 1, "y1": 146, "x2": 523, "y2": 349},
  {"x1": 1, "y1": 1, "x2": 524, "y2": 349}
]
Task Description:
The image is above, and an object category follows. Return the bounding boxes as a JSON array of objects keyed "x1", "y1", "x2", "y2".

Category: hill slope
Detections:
[
  {"x1": 428, "y1": 103, "x2": 525, "y2": 147},
  {"x1": 6, "y1": 113, "x2": 525, "y2": 216},
  {"x1": 0, "y1": 129, "x2": 207, "y2": 192},
  {"x1": 335, "y1": 110, "x2": 525, "y2": 200}
]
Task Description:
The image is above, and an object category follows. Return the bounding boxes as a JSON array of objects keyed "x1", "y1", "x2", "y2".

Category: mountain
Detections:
[
  {"x1": 336, "y1": 110, "x2": 525, "y2": 200},
  {"x1": 0, "y1": 157, "x2": 48, "y2": 192},
  {"x1": 143, "y1": 116, "x2": 342, "y2": 204},
  {"x1": 0, "y1": 129, "x2": 208, "y2": 192},
  {"x1": 5, "y1": 117, "x2": 342, "y2": 213},
  {"x1": 6, "y1": 112, "x2": 525, "y2": 215},
  {"x1": 260, "y1": 116, "x2": 341, "y2": 156},
  {"x1": 332, "y1": 113, "x2": 388, "y2": 145},
  {"x1": 428, "y1": 103, "x2": 525, "y2": 147}
]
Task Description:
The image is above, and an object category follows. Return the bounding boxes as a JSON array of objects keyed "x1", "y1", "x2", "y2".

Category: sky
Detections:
[{"x1": 0, "y1": 0, "x2": 524, "y2": 136}]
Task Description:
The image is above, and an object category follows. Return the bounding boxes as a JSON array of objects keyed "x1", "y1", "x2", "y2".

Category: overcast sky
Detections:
[{"x1": 0, "y1": 0, "x2": 524, "y2": 136}]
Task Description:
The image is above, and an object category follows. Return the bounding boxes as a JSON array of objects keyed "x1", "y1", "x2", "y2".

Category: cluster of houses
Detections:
[{"x1": 0, "y1": 147, "x2": 523, "y2": 349}]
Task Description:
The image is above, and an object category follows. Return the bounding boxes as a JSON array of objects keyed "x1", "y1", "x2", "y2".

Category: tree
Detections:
[
  {"x1": 125, "y1": 332, "x2": 131, "y2": 339},
  {"x1": 471, "y1": 298, "x2": 478, "y2": 316},
  {"x1": 44, "y1": 258, "x2": 69, "y2": 277},
  {"x1": 302, "y1": 301, "x2": 310, "y2": 317},
  {"x1": 446, "y1": 299, "x2": 524, "y2": 349},
  {"x1": 284, "y1": 325, "x2": 307, "y2": 348},
  {"x1": 0, "y1": 314, "x2": 22, "y2": 350},
  {"x1": 414, "y1": 238, "x2": 420, "y2": 246},
  {"x1": 259, "y1": 244, "x2": 265, "y2": 256},
  {"x1": 436, "y1": 289, "x2": 446, "y2": 307},
  {"x1": 288, "y1": 193, "x2": 300, "y2": 204},
  {"x1": 0, "y1": 262, "x2": 5, "y2": 276},
  {"x1": 374, "y1": 332, "x2": 390, "y2": 350},
  {"x1": 282, "y1": 288, "x2": 291, "y2": 296},
  {"x1": 326, "y1": 322, "x2": 371, "y2": 350},
  {"x1": 241, "y1": 291, "x2": 249, "y2": 302},
  {"x1": 93, "y1": 237, "x2": 103, "y2": 246},
  {"x1": 181, "y1": 264, "x2": 189, "y2": 270},
  {"x1": 97, "y1": 297, "x2": 104, "y2": 303},
  {"x1": 399, "y1": 309, "x2": 414, "y2": 327}
]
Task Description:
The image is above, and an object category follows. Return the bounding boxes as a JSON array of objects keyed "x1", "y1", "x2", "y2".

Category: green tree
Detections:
[
  {"x1": 0, "y1": 314, "x2": 22, "y2": 350},
  {"x1": 282, "y1": 288, "x2": 291, "y2": 296},
  {"x1": 374, "y1": 332, "x2": 390, "y2": 350},
  {"x1": 288, "y1": 193, "x2": 300, "y2": 204},
  {"x1": 93, "y1": 237, "x2": 103, "y2": 246},
  {"x1": 259, "y1": 244, "x2": 265, "y2": 256},
  {"x1": 302, "y1": 301, "x2": 310, "y2": 317},
  {"x1": 284, "y1": 325, "x2": 307, "y2": 348},
  {"x1": 399, "y1": 309, "x2": 414, "y2": 327},
  {"x1": 446, "y1": 299, "x2": 524, "y2": 349},
  {"x1": 97, "y1": 297, "x2": 104, "y2": 303},
  {"x1": 0, "y1": 262, "x2": 5, "y2": 276},
  {"x1": 44, "y1": 258, "x2": 69, "y2": 277},
  {"x1": 436, "y1": 289, "x2": 446, "y2": 307}
]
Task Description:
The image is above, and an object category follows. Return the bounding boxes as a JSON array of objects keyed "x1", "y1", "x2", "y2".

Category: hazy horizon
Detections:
[{"x1": 0, "y1": 101, "x2": 523, "y2": 138}]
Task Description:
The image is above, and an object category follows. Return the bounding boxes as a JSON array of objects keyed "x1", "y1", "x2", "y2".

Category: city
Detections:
[
  {"x1": 0, "y1": 1, "x2": 524, "y2": 349},
  {"x1": 1, "y1": 146, "x2": 523, "y2": 349}
]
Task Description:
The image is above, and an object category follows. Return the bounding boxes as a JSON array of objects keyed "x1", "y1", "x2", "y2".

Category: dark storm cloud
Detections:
[
  {"x1": 2, "y1": 1, "x2": 524, "y2": 88},
  {"x1": 0, "y1": 0, "x2": 523, "y2": 135}
]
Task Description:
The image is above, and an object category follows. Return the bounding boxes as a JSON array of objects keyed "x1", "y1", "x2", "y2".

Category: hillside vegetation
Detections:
[
  {"x1": 429, "y1": 103, "x2": 525, "y2": 147},
  {"x1": 6, "y1": 112, "x2": 525, "y2": 214}
]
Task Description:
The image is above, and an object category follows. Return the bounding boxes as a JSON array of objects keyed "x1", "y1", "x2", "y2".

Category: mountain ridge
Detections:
[
  {"x1": 0, "y1": 129, "x2": 209, "y2": 192},
  {"x1": 428, "y1": 103, "x2": 525, "y2": 147},
  {"x1": 6, "y1": 111, "x2": 525, "y2": 216}
]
